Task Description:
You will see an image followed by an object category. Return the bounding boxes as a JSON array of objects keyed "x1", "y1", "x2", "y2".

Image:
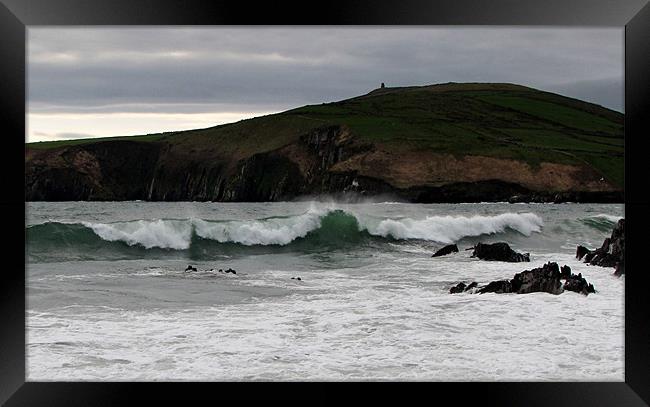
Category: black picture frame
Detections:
[{"x1": 2, "y1": 0, "x2": 649, "y2": 405}]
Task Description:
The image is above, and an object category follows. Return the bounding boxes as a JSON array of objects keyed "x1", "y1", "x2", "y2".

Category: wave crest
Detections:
[
  {"x1": 370, "y1": 212, "x2": 543, "y2": 243},
  {"x1": 193, "y1": 209, "x2": 325, "y2": 246},
  {"x1": 27, "y1": 210, "x2": 543, "y2": 250},
  {"x1": 83, "y1": 219, "x2": 193, "y2": 250}
]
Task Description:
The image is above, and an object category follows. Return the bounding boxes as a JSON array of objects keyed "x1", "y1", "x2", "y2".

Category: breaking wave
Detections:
[
  {"x1": 26, "y1": 209, "x2": 543, "y2": 259},
  {"x1": 369, "y1": 212, "x2": 542, "y2": 243}
]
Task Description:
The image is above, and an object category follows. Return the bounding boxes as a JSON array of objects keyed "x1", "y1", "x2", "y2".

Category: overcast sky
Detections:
[{"x1": 27, "y1": 27, "x2": 623, "y2": 143}]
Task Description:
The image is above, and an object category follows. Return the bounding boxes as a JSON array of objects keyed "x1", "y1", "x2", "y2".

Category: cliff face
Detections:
[
  {"x1": 26, "y1": 141, "x2": 160, "y2": 200},
  {"x1": 25, "y1": 83, "x2": 624, "y2": 202},
  {"x1": 25, "y1": 124, "x2": 622, "y2": 203}
]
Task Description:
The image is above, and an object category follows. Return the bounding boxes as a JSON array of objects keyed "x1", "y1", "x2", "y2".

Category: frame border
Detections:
[{"x1": 2, "y1": 0, "x2": 649, "y2": 405}]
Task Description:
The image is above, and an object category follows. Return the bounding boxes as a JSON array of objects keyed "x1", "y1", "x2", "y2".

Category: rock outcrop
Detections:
[
  {"x1": 505, "y1": 262, "x2": 565, "y2": 295},
  {"x1": 450, "y1": 262, "x2": 596, "y2": 296},
  {"x1": 563, "y1": 271, "x2": 597, "y2": 295},
  {"x1": 432, "y1": 244, "x2": 459, "y2": 257},
  {"x1": 576, "y1": 219, "x2": 625, "y2": 276},
  {"x1": 471, "y1": 242, "x2": 530, "y2": 262}
]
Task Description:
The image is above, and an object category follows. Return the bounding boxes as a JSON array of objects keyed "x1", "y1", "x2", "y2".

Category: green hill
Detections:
[{"x1": 26, "y1": 83, "x2": 624, "y2": 202}]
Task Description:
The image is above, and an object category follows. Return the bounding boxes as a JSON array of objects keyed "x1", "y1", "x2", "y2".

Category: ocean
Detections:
[{"x1": 26, "y1": 201, "x2": 625, "y2": 381}]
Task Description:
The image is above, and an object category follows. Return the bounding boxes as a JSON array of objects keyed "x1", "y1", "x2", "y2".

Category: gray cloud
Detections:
[
  {"x1": 547, "y1": 77, "x2": 624, "y2": 112},
  {"x1": 28, "y1": 27, "x2": 624, "y2": 115}
]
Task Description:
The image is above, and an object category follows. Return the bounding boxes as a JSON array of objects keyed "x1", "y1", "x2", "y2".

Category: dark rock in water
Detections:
[
  {"x1": 291, "y1": 277, "x2": 302, "y2": 281},
  {"x1": 225, "y1": 268, "x2": 237, "y2": 274},
  {"x1": 509, "y1": 262, "x2": 563, "y2": 295},
  {"x1": 576, "y1": 219, "x2": 624, "y2": 276},
  {"x1": 583, "y1": 237, "x2": 617, "y2": 267},
  {"x1": 474, "y1": 262, "x2": 595, "y2": 296},
  {"x1": 471, "y1": 242, "x2": 530, "y2": 262},
  {"x1": 218, "y1": 269, "x2": 223, "y2": 273},
  {"x1": 576, "y1": 246, "x2": 590, "y2": 261},
  {"x1": 560, "y1": 265, "x2": 572, "y2": 279},
  {"x1": 614, "y1": 259, "x2": 625, "y2": 277},
  {"x1": 610, "y1": 219, "x2": 625, "y2": 260},
  {"x1": 449, "y1": 282, "x2": 467, "y2": 294},
  {"x1": 432, "y1": 244, "x2": 459, "y2": 257},
  {"x1": 563, "y1": 273, "x2": 596, "y2": 295},
  {"x1": 478, "y1": 280, "x2": 513, "y2": 294},
  {"x1": 449, "y1": 281, "x2": 478, "y2": 294},
  {"x1": 185, "y1": 265, "x2": 197, "y2": 272}
]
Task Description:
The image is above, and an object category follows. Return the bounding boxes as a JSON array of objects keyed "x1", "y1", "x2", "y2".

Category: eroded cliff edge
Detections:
[
  {"x1": 25, "y1": 83, "x2": 624, "y2": 202},
  {"x1": 25, "y1": 124, "x2": 622, "y2": 203}
]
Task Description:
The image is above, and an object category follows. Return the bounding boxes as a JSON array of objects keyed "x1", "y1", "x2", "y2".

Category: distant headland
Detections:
[{"x1": 25, "y1": 82, "x2": 623, "y2": 203}]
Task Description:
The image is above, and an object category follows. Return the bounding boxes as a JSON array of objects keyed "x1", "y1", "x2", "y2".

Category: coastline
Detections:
[{"x1": 24, "y1": 189, "x2": 625, "y2": 204}]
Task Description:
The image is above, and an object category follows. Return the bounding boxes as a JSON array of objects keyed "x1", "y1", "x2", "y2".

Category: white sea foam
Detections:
[
  {"x1": 366, "y1": 212, "x2": 543, "y2": 243},
  {"x1": 83, "y1": 219, "x2": 193, "y2": 250},
  {"x1": 193, "y1": 208, "x2": 326, "y2": 246},
  {"x1": 27, "y1": 253, "x2": 624, "y2": 381}
]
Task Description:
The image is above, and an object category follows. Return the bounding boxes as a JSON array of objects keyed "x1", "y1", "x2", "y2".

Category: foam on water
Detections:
[{"x1": 27, "y1": 253, "x2": 624, "y2": 381}]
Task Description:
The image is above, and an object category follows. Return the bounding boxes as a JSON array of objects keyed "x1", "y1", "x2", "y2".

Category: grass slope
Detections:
[{"x1": 26, "y1": 82, "x2": 624, "y2": 187}]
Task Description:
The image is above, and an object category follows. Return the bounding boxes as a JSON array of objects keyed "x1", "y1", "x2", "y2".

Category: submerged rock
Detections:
[
  {"x1": 576, "y1": 219, "x2": 624, "y2": 276},
  {"x1": 432, "y1": 244, "x2": 459, "y2": 257},
  {"x1": 471, "y1": 242, "x2": 530, "y2": 262}
]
